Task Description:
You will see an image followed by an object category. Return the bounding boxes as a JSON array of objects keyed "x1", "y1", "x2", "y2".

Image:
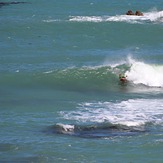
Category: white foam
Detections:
[
  {"x1": 144, "y1": 10, "x2": 163, "y2": 22},
  {"x1": 60, "y1": 99, "x2": 163, "y2": 127},
  {"x1": 56, "y1": 123, "x2": 74, "y2": 132},
  {"x1": 126, "y1": 58, "x2": 163, "y2": 87},
  {"x1": 107, "y1": 11, "x2": 163, "y2": 23},
  {"x1": 69, "y1": 10, "x2": 163, "y2": 24},
  {"x1": 69, "y1": 16, "x2": 103, "y2": 22}
]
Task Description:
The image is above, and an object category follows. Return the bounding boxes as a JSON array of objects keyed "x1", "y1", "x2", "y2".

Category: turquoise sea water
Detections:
[{"x1": 0, "y1": 0, "x2": 163, "y2": 162}]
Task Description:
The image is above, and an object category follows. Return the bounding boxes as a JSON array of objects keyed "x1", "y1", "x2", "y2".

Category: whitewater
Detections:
[
  {"x1": 60, "y1": 98, "x2": 163, "y2": 126},
  {"x1": 1, "y1": 1, "x2": 163, "y2": 162},
  {"x1": 69, "y1": 10, "x2": 163, "y2": 24},
  {"x1": 126, "y1": 58, "x2": 163, "y2": 87}
]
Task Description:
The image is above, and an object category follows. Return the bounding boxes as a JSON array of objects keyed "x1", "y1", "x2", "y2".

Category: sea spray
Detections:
[
  {"x1": 69, "y1": 10, "x2": 163, "y2": 24},
  {"x1": 126, "y1": 59, "x2": 163, "y2": 87}
]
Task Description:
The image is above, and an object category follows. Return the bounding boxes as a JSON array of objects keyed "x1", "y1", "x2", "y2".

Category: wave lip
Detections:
[
  {"x1": 126, "y1": 59, "x2": 163, "y2": 87},
  {"x1": 2, "y1": 57, "x2": 163, "y2": 92}
]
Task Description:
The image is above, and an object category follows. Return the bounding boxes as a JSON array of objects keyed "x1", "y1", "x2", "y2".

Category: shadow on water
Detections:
[
  {"x1": 0, "y1": 2, "x2": 29, "y2": 8},
  {"x1": 44, "y1": 123, "x2": 146, "y2": 139}
]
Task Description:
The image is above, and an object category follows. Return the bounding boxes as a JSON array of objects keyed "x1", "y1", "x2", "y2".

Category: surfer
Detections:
[{"x1": 119, "y1": 74, "x2": 127, "y2": 83}]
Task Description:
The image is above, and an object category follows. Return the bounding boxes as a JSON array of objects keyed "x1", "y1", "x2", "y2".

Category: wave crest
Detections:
[
  {"x1": 126, "y1": 58, "x2": 163, "y2": 87},
  {"x1": 69, "y1": 10, "x2": 163, "y2": 24}
]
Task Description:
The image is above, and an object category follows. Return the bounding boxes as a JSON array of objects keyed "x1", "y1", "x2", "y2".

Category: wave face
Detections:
[{"x1": 1, "y1": 57, "x2": 163, "y2": 93}]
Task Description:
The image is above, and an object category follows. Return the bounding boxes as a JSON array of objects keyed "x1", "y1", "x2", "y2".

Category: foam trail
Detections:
[
  {"x1": 56, "y1": 123, "x2": 74, "y2": 132},
  {"x1": 69, "y1": 10, "x2": 163, "y2": 23},
  {"x1": 126, "y1": 59, "x2": 163, "y2": 87},
  {"x1": 60, "y1": 99, "x2": 163, "y2": 127},
  {"x1": 144, "y1": 10, "x2": 163, "y2": 22},
  {"x1": 69, "y1": 16, "x2": 103, "y2": 22},
  {"x1": 106, "y1": 10, "x2": 163, "y2": 23}
]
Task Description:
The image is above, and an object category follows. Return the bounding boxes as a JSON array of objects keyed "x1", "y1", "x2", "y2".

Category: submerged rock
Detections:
[{"x1": 0, "y1": 2, "x2": 28, "y2": 8}]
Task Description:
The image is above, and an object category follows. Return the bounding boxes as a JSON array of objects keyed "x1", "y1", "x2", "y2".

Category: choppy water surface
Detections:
[{"x1": 0, "y1": 0, "x2": 163, "y2": 162}]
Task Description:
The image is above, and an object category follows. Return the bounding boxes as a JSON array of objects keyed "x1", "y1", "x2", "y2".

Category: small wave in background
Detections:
[{"x1": 69, "y1": 10, "x2": 163, "y2": 24}]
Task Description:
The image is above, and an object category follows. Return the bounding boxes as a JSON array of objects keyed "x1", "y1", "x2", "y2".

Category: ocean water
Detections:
[{"x1": 0, "y1": 0, "x2": 163, "y2": 162}]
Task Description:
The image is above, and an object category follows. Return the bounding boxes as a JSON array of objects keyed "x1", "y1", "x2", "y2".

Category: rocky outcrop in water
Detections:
[
  {"x1": 0, "y1": 2, "x2": 28, "y2": 8},
  {"x1": 126, "y1": 10, "x2": 143, "y2": 16}
]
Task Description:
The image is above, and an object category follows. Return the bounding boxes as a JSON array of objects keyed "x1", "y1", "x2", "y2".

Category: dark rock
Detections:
[
  {"x1": 135, "y1": 10, "x2": 144, "y2": 16},
  {"x1": 0, "y1": 2, "x2": 28, "y2": 8},
  {"x1": 126, "y1": 10, "x2": 135, "y2": 15}
]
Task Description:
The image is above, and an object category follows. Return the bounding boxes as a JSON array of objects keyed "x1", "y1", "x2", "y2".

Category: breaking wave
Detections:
[
  {"x1": 1, "y1": 57, "x2": 163, "y2": 92},
  {"x1": 125, "y1": 57, "x2": 163, "y2": 87},
  {"x1": 69, "y1": 10, "x2": 163, "y2": 24},
  {"x1": 60, "y1": 99, "x2": 163, "y2": 127},
  {"x1": 46, "y1": 98, "x2": 163, "y2": 138},
  {"x1": 42, "y1": 57, "x2": 163, "y2": 89}
]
